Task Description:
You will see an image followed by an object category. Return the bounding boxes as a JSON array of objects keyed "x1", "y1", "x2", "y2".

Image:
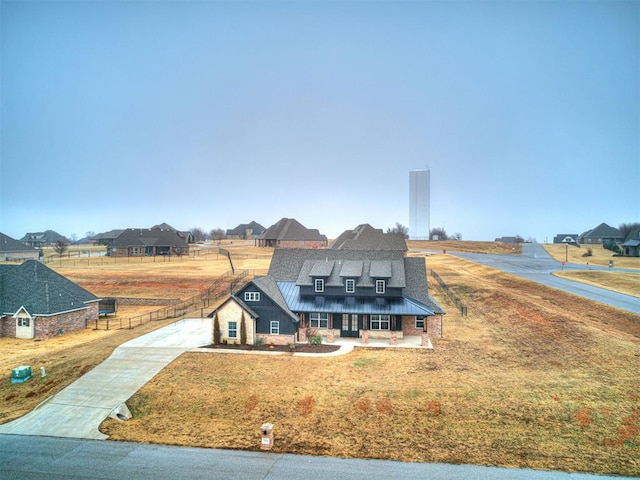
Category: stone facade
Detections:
[
  {"x1": 213, "y1": 299, "x2": 256, "y2": 345},
  {"x1": 256, "y1": 333, "x2": 295, "y2": 346}
]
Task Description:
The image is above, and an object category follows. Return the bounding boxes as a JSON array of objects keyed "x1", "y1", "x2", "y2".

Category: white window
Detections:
[
  {"x1": 345, "y1": 279, "x2": 355, "y2": 293},
  {"x1": 309, "y1": 312, "x2": 329, "y2": 329},
  {"x1": 228, "y1": 321, "x2": 237, "y2": 338},
  {"x1": 375, "y1": 280, "x2": 386, "y2": 294},
  {"x1": 270, "y1": 321, "x2": 279, "y2": 335},
  {"x1": 244, "y1": 291, "x2": 260, "y2": 302},
  {"x1": 314, "y1": 279, "x2": 324, "y2": 292},
  {"x1": 18, "y1": 318, "x2": 30, "y2": 327},
  {"x1": 370, "y1": 314, "x2": 390, "y2": 330},
  {"x1": 415, "y1": 316, "x2": 425, "y2": 329}
]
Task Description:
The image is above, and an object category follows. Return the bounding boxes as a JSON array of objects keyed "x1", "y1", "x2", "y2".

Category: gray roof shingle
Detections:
[
  {"x1": 0, "y1": 260, "x2": 99, "y2": 316},
  {"x1": 0, "y1": 232, "x2": 38, "y2": 253}
]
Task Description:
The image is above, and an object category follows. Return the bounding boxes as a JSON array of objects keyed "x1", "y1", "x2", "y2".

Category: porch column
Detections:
[{"x1": 361, "y1": 315, "x2": 368, "y2": 344}]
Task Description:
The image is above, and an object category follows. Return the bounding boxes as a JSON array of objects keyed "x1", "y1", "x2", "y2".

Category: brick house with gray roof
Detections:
[
  {"x1": 0, "y1": 232, "x2": 40, "y2": 261},
  {"x1": 209, "y1": 245, "x2": 444, "y2": 346},
  {"x1": 0, "y1": 260, "x2": 100, "y2": 338},
  {"x1": 328, "y1": 224, "x2": 408, "y2": 252},
  {"x1": 255, "y1": 218, "x2": 327, "y2": 248},
  {"x1": 226, "y1": 221, "x2": 266, "y2": 240},
  {"x1": 578, "y1": 223, "x2": 624, "y2": 245},
  {"x1": 20, "y1": 230, "x2": 70, "y2": 248},
  {"x1": 108, "y1": 227, "x2": 189, "y2": 257}
]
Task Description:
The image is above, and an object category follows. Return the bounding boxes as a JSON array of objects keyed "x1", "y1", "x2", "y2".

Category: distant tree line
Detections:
[{"x1": 189, "y1": 227, "x2": 225, "y2": 243}]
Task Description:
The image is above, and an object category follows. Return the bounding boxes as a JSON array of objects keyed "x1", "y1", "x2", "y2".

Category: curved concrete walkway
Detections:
[{"x1": 0, "y1": 318, "x2": 212, "y2": 439}]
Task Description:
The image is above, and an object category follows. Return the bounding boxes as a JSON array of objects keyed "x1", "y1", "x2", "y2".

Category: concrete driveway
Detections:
[{"x1": 0, "y1": 318, "x2": 212, "y2": 439}]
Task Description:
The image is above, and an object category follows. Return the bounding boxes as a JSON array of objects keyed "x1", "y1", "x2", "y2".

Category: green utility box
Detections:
[{"x1": 11, "y1": 365, "x2": 32, "y2": 383}]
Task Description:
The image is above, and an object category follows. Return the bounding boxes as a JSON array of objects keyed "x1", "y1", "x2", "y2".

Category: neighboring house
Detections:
[
  {"x1": 226, "y1": 221, "x2": 266, "y2": 240},
  {"x1": 20, "y1": 230, "x2": 70, "y2": 248},
  {"x1": 327, "y1": 224, "x2": 408, "y2": 252},
  {"x1": 553, "y1": 234, "x2": 579, "y2": 245},
  {"x1": 89, "y1": 229, "x2": 125, "y2": 247},
  {"x1": 210, "y1": 247, "x2": 444, "y2": 346},
  {"x1": 0, "y1": 260, "x2": 100, "y2": 338},
  {"x1": 0, "y1": 232, "x2": 40, "y2": 261},
  {"x1": 107, "y1": 228, "x2": 189, "y2": 257},
  {"x1": 151, "y1": 223, "x2": 194, "y2": 244},
  {"x1": 578, "y1": 223, "x2": 624, "y2": 245},
  {"x1": 621, "y1": 227, "x2": 640, "y2": 257},
  {"x1": 495, "y1": 236, "x2": 521, "y2": 243},
  {"x1": 255, "y1": 218, "x2": 327, "y2": 248}
]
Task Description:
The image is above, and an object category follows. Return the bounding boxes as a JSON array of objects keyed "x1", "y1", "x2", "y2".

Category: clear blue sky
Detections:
[{"x1": 1, "y1": 1, "x2": 638, "y2": 242}]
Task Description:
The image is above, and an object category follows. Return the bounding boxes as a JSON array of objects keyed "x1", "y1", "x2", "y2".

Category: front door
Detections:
[
  {"x1": 341, "y1": 314, "x2": 359, "y2": 337},
  {"x1": 16, "y1": 316, "x2": 35, "y2": 339}
]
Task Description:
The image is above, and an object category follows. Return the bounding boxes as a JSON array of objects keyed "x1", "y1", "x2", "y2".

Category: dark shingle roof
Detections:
[
  {"x1": 257, "y1": 218, "x2": 326, "y2": 242},
  {"x1": 250, "y1": 276, "x2": 299, "y2": 322},
  {"x1": 20, "y1": 230, "x2": 69, "y2": 245},
  {"x1": 0, "y1": 260, "x2": 99, "y2": 316},
  {"x1": 581, "y1": 223, "x2": 623, "y2": 240},
  {"x1": 268, "y1": 248, "x2": 444, "y2": 314},
  {"x1": 226, "y1": 221, "x2": 265, "y2": 236},
  {"x1": 112, "y1": 228, "x2": 189, "y2": 248},
  {"x1": 0, "y1": 232, "x2": 38, "y2": 253},
  {"x1": 328, "y1": 224, "x2": 407, "y2": 251}
]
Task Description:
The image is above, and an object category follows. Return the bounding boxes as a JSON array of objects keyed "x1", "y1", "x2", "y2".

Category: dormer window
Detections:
[
  {"x1": 345, "y1": 279, "x2": 355, "y2": 293},
  {"x1": 315, "y1": 278, "x2": 324, "y2": 292},
  {"x1": 375, "y1": 279, "x2": 386, "y2": 294}
]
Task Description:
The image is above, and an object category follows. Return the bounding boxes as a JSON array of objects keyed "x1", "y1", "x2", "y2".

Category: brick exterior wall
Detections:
[
  {"x1": 35, "y1": 303, "x2": 99, "y2": 338},
  {"x1": 427, "y1": 314, "x2": 443, "y2": 338},
  {"x1": 401, "y1": 314, "x2": 443, "y2": 339},
  {"x1": 0, "y1": 316, "x2": 16, "y2": 337},
  {"x1": 1, "y1": 303, "x2": 99, "y2": 339},
  {"x1": 257, "y1": 333, "x2": 296, "y2": 346},
  {"x1": 213, "y1": 300, "x2": 255, "y2": 345}
]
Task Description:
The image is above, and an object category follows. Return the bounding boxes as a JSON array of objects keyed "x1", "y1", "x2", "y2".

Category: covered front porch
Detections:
[{"x1": 332, "y1": 334, "x2": 433, "y2": 349}]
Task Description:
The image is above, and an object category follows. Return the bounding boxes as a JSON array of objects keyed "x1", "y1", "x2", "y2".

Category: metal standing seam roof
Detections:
[{"x1": 277, "y1": 282, "x2": 435, "y2": 316}]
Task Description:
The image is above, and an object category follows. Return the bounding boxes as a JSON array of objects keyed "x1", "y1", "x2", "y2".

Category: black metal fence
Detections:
[
  {"x1": 88, "y1": 269, "x2": 249, "y2": 330},
  {"x1": 431, "y1": 270, "x2": 468, "y2": 316}
]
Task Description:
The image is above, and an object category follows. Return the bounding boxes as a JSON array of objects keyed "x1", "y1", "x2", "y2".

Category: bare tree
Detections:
[
  {"x1": 386, "y1": 222, "x2": 409, "y2": 239},
  {"x1": 451, "y1": 232, "x2": 462, "y2": 241},
  {"x1": 190, "y1": 227, "x2": 207, "y2": 243},
  {"x1": 429, "y1": 227, "x2": 448, "y2": 241},
  {"x1": 210, "y1": 228, "x2": 225, "y2": 244},
  {"x1": 619, "y1": 222, "x2": 640, "y2": 238},
  {"x1": 53, "y1": 240, "x2": 68, "y2": 257}
]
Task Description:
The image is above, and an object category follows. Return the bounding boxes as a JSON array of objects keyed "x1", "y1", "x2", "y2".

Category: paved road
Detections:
[
  {"x1": 0, "y1": 318, "x2": 212, "y2": 439},
  {"x1": 450, "y1": 244, "x2": 640, "y2": 314},
  {"x1": 2, "y1": 435, "x2": 634, "y2": 480}
]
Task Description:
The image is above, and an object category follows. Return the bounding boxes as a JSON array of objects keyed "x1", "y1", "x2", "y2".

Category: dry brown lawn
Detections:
[
  {"x1": 101, "y1": 253, "x2": 640, "y2": 477},
  {"x1": 3, "y1": 244, "x2": 639, "y2": 475},
  {"x1": 554, "y1": 271, "x2": 640, "y2": 298},
  {"x1": 543, "y1": 243, "x2": 640, "y2": 270},
  {"x1": 0, "y1": 317, "x2": 181, "y2": 424},
  {"x1": 407, "y1": 240, "x2": 521, "y2": 254}
]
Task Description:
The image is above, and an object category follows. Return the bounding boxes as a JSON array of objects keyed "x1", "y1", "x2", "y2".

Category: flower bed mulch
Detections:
[{"x1": 202, "y1": 343, "x2": 341, "y2": 353}]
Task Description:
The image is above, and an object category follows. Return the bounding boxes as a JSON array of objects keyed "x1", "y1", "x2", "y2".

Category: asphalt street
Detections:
[
  {"x1": 450, "y1": 243, "x2": 640, "y2": 314},
  {"x1": 1, "y1": 435, "x2": 635, "y2": 480}
]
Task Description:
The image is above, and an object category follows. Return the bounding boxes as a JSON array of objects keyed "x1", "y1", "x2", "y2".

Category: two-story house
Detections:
[{"x1": 210, "y1": 247, "x2": 444, "y2": 346}]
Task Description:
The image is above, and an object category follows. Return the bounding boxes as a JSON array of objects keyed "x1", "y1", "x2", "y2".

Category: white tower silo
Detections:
[{"x1": 409, "y1": 168, "x2": 430, "y2": 240}]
